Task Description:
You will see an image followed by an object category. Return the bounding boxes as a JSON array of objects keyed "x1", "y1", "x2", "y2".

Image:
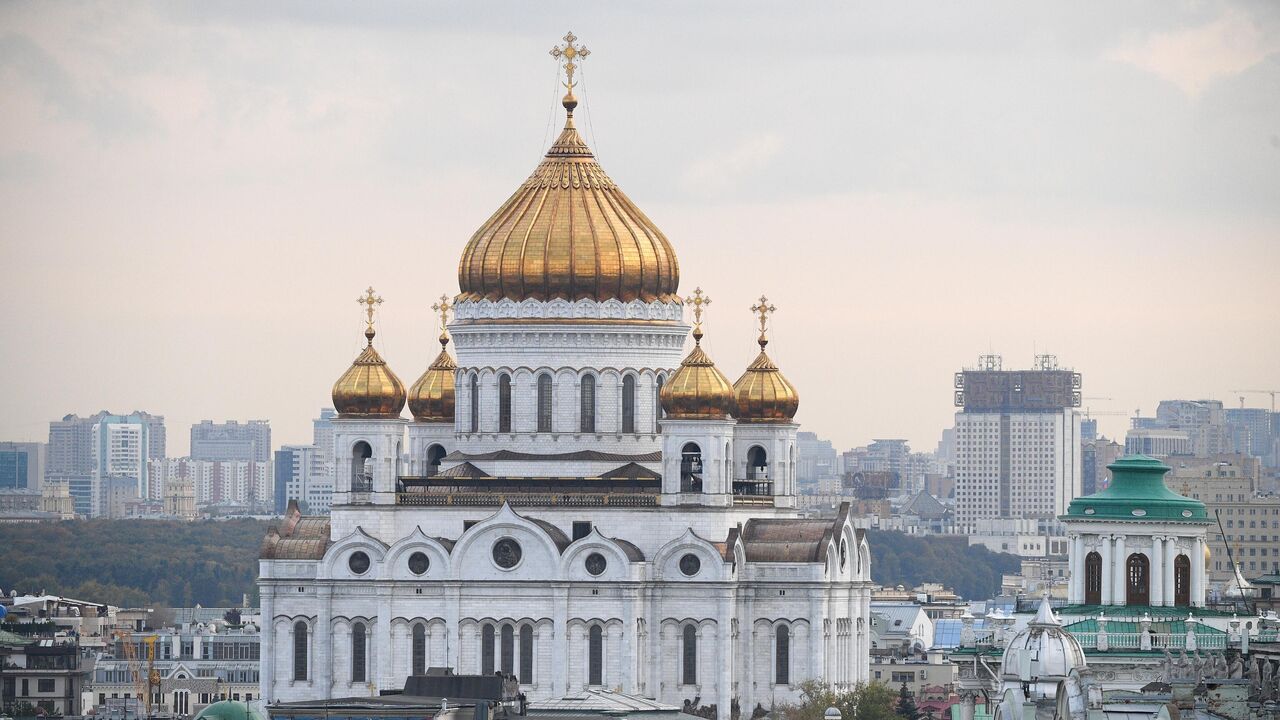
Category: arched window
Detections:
[
  {"x1": 580, "y1": 375, "x2": 596, "y2": 433},
  {"x1": 481, "y1": 623, "x2": 495, "y2": 675},
  {"x1": 498, "y1": 374, "x2": 512, "y2": 432},
  {"x1": 469, "y1": 374, "x2": 479, "y2": 433},
  {"x1": 775, "y1": 624, "x2": 790, "y2": 685},
  {"x1": 1085, "y1": 552, "x2": 1103, "y2": 605},
  {"x1": 747, "y1": 446, "x2": 768, "y2": 480},
  {"x1": 351, "y1": 441, "x2": 372, "y2": 492},
  {"x1": 500, "y1": 624, "x2": 515, "y2": 676},
  {"x1": 537, "y1": 374, "x2": 554, "y2": 432},
  {"x1": 292, "y1": 621, "x2": 308, "y2": 681},
  {"x1": 588, "y1": 625, "x2": 603, "y2": 686},
  {"x1": 1126, "y1": 553, "x2": 1150, "y2": 606},
  {"x1": 622, "y1": 375, "x2": 636, "y2": 433},
  {"x1": 654, "y1": 376, "x2": 665, "y2": 433},
  {"x1": 426, "y1": 444, "x2": 446, "y2": 475},
  {"x1": 680, "y1": 442, "x2": 703, "y2": 493},
  {"x1": 681, "y1": 624, "x2": 697, "y2": 685},
  {"x1": 411, "y1": 624, "x2": 426, "y2": 676},
  {"x1": 351, "y1": 622, "x2": 367, "y2": 683},
  {"x1": 519, "y1": 625, "x2": 534, "y2": 684},
  {"x1": 1174, "y1": 554, "x2": 1191, "y2": 607}
]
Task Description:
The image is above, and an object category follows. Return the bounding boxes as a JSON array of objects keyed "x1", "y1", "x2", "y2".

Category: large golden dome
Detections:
[
  {"x1": 332, "y1": 289, "x2": 406, "y2": 419},
  {"x1": 456, "y1": 95, "x2": 680, "y2": 304}
]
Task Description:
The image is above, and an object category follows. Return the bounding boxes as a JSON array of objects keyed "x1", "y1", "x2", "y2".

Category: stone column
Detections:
[
  {"x1": 1113, "y1": 535, "x2": 1127, "y2": 606},
  {"x1": 717, "y1": 593, "x2": 733, "y2": 720},
  {"x1": 1192, "y1": 536, "x2": 1205, "y2": 607},
  {"x1": 1100, "y1": 534, "x2": 1114, "y2": 605},
  {"x1": 1151, "y1": 536, "x2": 1164, "y2": 607},
  {"x1": 1164, "y1": 537, "x2": 1177, "y2": 606},
  {"x1": 444, "y1": 584, "x2": 461, "y2": 670},
  {"x1": 377, "y1": 587, "x2": 393, "y2": 691},
  {"x1": 553, "y1": 585, "x2": 569, "y2": 696},
  {"x1": 1069, "y1": 534, "x2": 1083, "y2": 604},
  {"x1": 960, "y1": 691, "x2": 976, "y2": 720},
  {"x1": 316, "y1": 585, "x2": 334, "y2": 698},
  {"x1": 622, "y1": 595, "x2": 635, "y2": 694},
  {"x1": 259, "y1": 585, "x2": 274, "y2": 702}
]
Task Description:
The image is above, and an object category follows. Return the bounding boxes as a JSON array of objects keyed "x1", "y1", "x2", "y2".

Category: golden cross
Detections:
[
  {"x1": 689, "y1": 287, "x2": 711, "y2": 340},
  {"x1": 750, "y1": 295, "x2": 776, "y2": 338},
  {"x1": 549, "y1": 31, "x2": 591, "y2": 92},
  {"x1": 357, "y1": 286, "x2": 383, "y2": 341},
  {"x1": 431, "y1": 294, "x2": 453, "y2": 346}
]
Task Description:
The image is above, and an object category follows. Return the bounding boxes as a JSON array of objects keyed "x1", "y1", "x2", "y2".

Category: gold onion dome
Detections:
[
  {"x1": 408, "y1": 296, "x2": 457, "y2": 423},
  {"x1": 456, "y1": 34, "x2": 679, "y2": 304},
  {"x1": 660, "y1": 289, "x2": 737, "y2": 420},
  {"x1": 332, "y1": 288, "x2": 406, "y2": 419},
  {"x1": 733, "y1": 296, "x2": 799, "y2": 423}
]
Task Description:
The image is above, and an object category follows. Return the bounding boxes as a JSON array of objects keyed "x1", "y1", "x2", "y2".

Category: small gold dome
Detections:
[
  {"x1": 733, "y1": 339, "x2": 799, "y2": 423},
  {"x1": 332, "y1": 289, "x2": 406, "y2": 419},
  {"x1": 456, "y1": 96, "x2": 680, "y2": 304},
  {"x1": 661, "y1": 314, "x2": 737, "y2": 420},
  {"x1": 408, "y1": 333, "x2": 457, "y2": 423}
]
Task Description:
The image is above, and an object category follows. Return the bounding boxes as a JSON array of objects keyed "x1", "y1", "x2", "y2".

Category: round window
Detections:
[
  {"x1": 493, "y1": 538, "x2": 523, "y2": 569},
  {"x1": 585, "y1": 552, "x2": 608, "y2": 576},
  {"x1": 348, "y1": 551, "x2": 371, "y2": 575},
  {"x1": 408, "y1": 551, "x2": 430, "y2": 575},
  {"x1": 679, "y1": 553, "x2": 701, "y2": 577}
]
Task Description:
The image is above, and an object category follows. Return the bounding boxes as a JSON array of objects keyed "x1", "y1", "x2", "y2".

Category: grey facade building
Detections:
[
  {"x1": 0, "y1": 441, "x2": 44, "y2": 490},
  {"x1": 45, "y1": 411, "x2": 165, "y2": 516},
  {"x1": 191, "y1": 420, "x2": 272, "y2": 463}
]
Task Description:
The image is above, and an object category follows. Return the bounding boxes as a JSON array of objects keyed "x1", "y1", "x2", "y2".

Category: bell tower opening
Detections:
[
  {"x1": 351, "y1": 441, "x2": 372, "y2": 492},
  {"x1": 680, "y1": 442, "x2": 703, "y2": 493},
  {"x1": 426, "y1": 444, "x2": 446, "y2": 475}
]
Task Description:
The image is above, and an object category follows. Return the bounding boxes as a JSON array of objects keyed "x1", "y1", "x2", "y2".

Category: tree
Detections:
[
  {"x1": 778, "y1": 681, "x2": 898, "y2": 720},
  {"x1": 896, "y1": 684, "x2": 921, "y2": 720}
]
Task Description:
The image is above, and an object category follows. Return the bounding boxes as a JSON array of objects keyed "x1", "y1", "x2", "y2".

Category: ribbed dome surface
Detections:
[
  {"x1": 332, "y1": 331, "x2": 406, "y2": 419},
  {"x1": 661, "y1": 343, "x2": 737, "y2": 420},
  {"x1": 456, "y1": 107, "x2": 680, "y2": 304},
  {"x1": 733, "y1": 342, "x2": 799, "y2": 423},
  {"x1": 408, "y1": 336, "x2": 457, "y2": 423}
]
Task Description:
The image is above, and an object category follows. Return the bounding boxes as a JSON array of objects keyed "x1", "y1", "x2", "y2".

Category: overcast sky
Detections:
[{"x1": 2, "y1": 2, "x2": 1278, "y2": 455}]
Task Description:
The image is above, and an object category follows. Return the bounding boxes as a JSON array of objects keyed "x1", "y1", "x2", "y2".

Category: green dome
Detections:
[
  {"x1": 194, "y1": 701, "x2": 267, "y2": 720},
  {"x1": 1063, "y1": 454, "x2": 1209, "y2": 522}
]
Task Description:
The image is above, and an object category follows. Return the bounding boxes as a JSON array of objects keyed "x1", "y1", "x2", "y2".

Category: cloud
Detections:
[
  {"x1": 1107, "y1": 6, "x2": 1280, "y2": 97},
  {"x1": 679, "y1": 132, "x2": 783, "y2": 199}
]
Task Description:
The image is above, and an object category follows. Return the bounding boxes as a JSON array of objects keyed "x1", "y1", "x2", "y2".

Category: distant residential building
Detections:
[
  {"x1": 1080, "y1": 417, "x2": 1097, "y2": 442},
  {"x1": 312, "y1": 408, "x2": 337, "y2": 474},
  {"x1": 1124, "y1": 427, "x2": 1193, "y2": 457},
  {"x1": 92, "y1": 413, "x2": 161, "y2": 517},
  {"x1": 1226, "y1": 407, "x2": 1276, "y2": 465},
  {"x1": 41, "y1": 481, "x2": 76, "y2": 520},
  {"x1": 151, "y1": 458, "x2": 272, "y2": 511},
  {"x1": 163, "y1": 475, "x2": 197, "y2": 520},
  {"x1": 796, "y1": 431, "x2": 838, "y2": 488},
  {"x1": 0, "y1": 441, "x2": 44, "y2": 490},
  {"x1": 190, "y1": 420, "x2": 272, "y2": 463},
  {"x1": 1157, "y1": 399, "x2": 1229, "y2": 457},
  {"x1": 952, "y1": 354, "x2": 1082, "y2": 531},
  {"x1": 1163, "y1": 454, "x2": 1278, "y2": 585},
  {"x1": 48, "y1": 411, "x2": 163, "y2": 516},
  {"x1": 274, "y1": 445, "x2": 333, "y2": 514},
  {"x1": 1080, "y1": 436, "x2": 1123, "y2": 495}
]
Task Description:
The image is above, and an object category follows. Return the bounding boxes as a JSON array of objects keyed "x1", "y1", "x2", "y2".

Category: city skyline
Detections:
[{"x1": 2, "y1": 2, "x2": 1278, "y2": 455}]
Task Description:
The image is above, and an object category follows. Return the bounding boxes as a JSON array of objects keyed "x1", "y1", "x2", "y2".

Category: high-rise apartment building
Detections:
[
  {"x1": 952, "y1": 354, "x2": 1082, "y2": 531},
  {"x1": 190, "y1": 420, "x2": 272, "y2": 462},
  {"x1": 796, "y1": 431, "x2": 838, "y2": 488},
  {"x1": 1225, "y1": 407, "x2": 1276, "y2": 465},
  {"x1": 0, "y1": 441, "x2": 44, "y2": 490},
  {"x1": 273, "y1": 444, "x2": 332, "y2": 514},
  {"x1": 1156, "y1": 400, "x2": 1228, "y2": 457},
  {"x1": 48, "y1": 411, "x2": 164, "y2": 516},
  {"x1": 92, "y1": 414, "x2": 155, "y2": 517}
]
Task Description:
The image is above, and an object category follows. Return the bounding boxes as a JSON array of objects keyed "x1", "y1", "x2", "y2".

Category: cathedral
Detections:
[{"x1": 258, "y1": 34, "x2": 873, "y2": 718}]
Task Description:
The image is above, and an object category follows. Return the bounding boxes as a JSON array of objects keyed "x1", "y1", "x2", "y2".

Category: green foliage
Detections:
[
  {"x1": 778, "y1": 680, "x2": 898, "y2": 720},
  {"x1": 895, "y1": 684, "x2": 920, "y2": 720},
  {"x1": 866, "y1": 530, "x2": 1021, "y2": 601},
  {"x1": 0, "y1": 519, "x2": 270, "y2": 609}
]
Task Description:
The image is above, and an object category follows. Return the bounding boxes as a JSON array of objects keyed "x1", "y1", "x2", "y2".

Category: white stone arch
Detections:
[
  {"x1": 449, "y1": 504, "x2": 565, "y2": 581},
  {"x1": 276, "y1": 615, "x2": 315, "y2": 684},
  {"x1": 653, "y1": 528, "x2": 728, "y2": 581},
  {"x1": 320, "y1": 526, "x2": 389, "y2": 580},
  {"x1": 857, "y1": 532, "x2": 872, "y2": 581},
  {"x1": 573, "y1": 299, "x2": 596, "y2": 318},
  {"x1": 601, "y1": 298, "x2": 625, "y2": 318},
  {"x1": 560, "y1": 529, "x2": 639, "y2": 581},
  {"x1": 495, "y1": 298, "x2": 518, "y2": 318},
  {"x1": 518, "y1": 298, "x2": 541, "y2": 318},
  {"x1": 382, "y1": 526, "x2": 453, "y2": 580}
]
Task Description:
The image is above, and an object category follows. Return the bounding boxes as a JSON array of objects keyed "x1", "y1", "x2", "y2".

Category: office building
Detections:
[
  {"x1": 0, "y1": 441, "x2": 44, "y2": 490},
  {"x1": 191, "y1": 420, "x2": 272, "y2": 463}
]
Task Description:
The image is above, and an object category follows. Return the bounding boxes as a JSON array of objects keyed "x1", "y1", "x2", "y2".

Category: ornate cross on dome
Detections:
[
  {"x1": 549, "y1": 31, "x2": 590, "y2": 93},
  {"x1": 689, "y1": 287, "x2": 711, "y2": 342},
  {"x1": 358, "y1": 286, "x2": 383, "y2": 343},
  {"x1": 751, "y1": 295, "x2": 776, "y2": 347},
  {"x1": 431, "y1": 294, "x2": 453, "y2": 347}
]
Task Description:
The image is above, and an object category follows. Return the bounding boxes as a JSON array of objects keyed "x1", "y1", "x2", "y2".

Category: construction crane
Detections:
[
  {"x1": 1231, "y1": 389, "x2": 1279, "y2": 412},
  {"x1": 111, "y1": 630, "x2": 159, "y2": 717}
]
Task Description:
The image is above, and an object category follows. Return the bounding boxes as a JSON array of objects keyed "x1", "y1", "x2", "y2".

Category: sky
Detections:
[{"x1": 1, "y1": 1, "x2": 1278, "y2": 455}]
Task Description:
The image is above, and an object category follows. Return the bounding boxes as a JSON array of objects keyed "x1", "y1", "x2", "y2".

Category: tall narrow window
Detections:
[
  {"x1": 426, "y1": 444, "x2": 446, "y2": 475},
  {"x1": 481, "y1": 623, "x2": 495, "y2": 675},
  {"x1": 588, "y1": 625, "x2": 603, "y2": 686},
  {"x1": 681, "y1": 624, "x2": 697, "y2": 685},
  {"x1": 412, "y1": 624, "x2": 426, "y2": 676},
  {"x1": 501, "y1": 624, "x2": 515, "y2": 676},
  {"x1": 654, "y1": 376, "x2": 665, "y2": 432},
  {"x1": 1085, "y1": 552, "x2": 1103, "y2": 605},
  {"x1": 293, "y1": 622, "x2": 308, "y2": 681},
  {"x1": 775, "y1": 625, "x2": 790, "y2": 685},
  {"x1": 1126, "y1": 553, "x2": 1150, "y2": 606},
  {"x1": 351, "y1": 622, "x2": 367, "y2": 683},
  {"x1": 537, "y1": 374, "x2": 553, "y2": 432},
  {"x1": 498, "y1": 374, "x2": 512, "y2": 432},
  {"x1": 681, "y1": 443, "x2": 703, "y2": 493},
  {"x1": 351, "y1": 441, "x2": 372, "y2": 493},
  {"x1": 1174, "y1": 554, "x2": 1191, "y2": 607},
  {"x1": 622, "y1": 375, "x2": 636, "y2": 433},
  {"x1": 580, "y1": 375, "x2": 596, "y2": 432},
  {"x1": 469, "y1": 374, "x2": 479, "y2": 432},
  {"x1": 519, "y1": 625, "x2": 534, "y2": 684}
]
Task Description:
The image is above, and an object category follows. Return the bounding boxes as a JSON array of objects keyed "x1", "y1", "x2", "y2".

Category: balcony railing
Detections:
[{"x1": 397, "y1": 492, "x2": 657, "y2": 507}]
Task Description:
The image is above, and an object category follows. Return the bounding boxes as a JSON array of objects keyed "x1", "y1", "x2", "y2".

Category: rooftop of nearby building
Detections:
[{"x1": 1064, "y1": 454, "x2": 1209, "y2": 522}]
